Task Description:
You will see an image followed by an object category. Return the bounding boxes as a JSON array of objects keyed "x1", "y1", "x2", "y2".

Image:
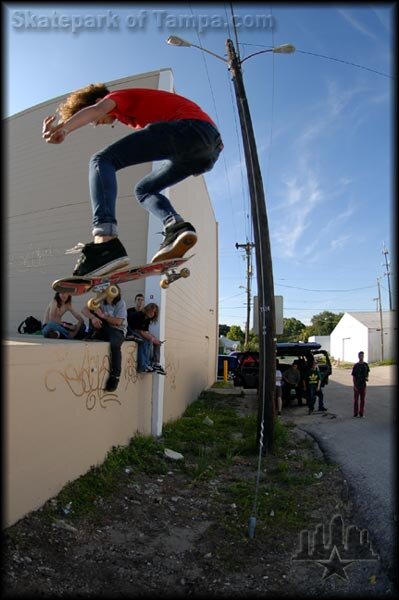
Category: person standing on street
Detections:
[
  {"x1": 351, "y1": 351, "x2": 370, "y2": 418},
  {"x1": 275, "y1": 360, "x2": 283, "y2": 416},
  {"x1": 303, "y1": 360, "x2": 323, "y2": 415}
]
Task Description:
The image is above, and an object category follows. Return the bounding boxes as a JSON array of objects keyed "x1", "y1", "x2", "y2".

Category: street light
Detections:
[{"x1": 167, "y1": 35, "x2": 295, "y2": 454}]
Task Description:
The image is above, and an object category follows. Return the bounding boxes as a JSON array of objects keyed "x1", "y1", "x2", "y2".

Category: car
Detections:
[
  {"x1": 217, "y1": 354, "x2": 239, "y2": 379},
  {"x1": 232, "y1": 342, "x2": 332, "y2": 395}
]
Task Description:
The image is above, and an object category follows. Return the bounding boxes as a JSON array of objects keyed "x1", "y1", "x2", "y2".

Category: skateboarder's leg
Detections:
[
  {"x1": 135, "y1": 160, "x2": 198, "y2": 262},
  {"x1": 73, "y1": 121, "x2": 221, "y2": 275}
]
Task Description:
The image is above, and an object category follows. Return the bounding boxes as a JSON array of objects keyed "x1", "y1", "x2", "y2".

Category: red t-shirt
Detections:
[{"x1": 105, "y1": 88, "x2": 216, "y2": 129}]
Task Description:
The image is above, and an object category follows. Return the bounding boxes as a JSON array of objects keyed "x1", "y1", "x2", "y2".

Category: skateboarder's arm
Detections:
[{"x1": 43, "y1": 98, "x2": 116, "y2": 143}]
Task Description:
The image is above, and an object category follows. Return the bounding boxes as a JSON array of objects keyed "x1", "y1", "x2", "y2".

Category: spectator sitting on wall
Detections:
[
  {"x1": 82, "y1": 285, "x2": 127, "y2": 392},
  {"x1": 126, "y1": 292, "x2": 145, "y2": 341},
  {"x1": 42, "y1": 292, "x2": 85, "y2": 339},
  {"x1": 127, "y1": 303, "x2": 166, "y2": 375}
]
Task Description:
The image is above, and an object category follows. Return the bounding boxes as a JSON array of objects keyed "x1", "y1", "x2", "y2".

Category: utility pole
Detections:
[
  {"x1": 382, "y1": 243, "x2": 393, "y2": 311},
  {"x1": 226, "y1": 38, "x2": 276, "y2": 454},
  {"x1": 236, "y1": 241, "x2": 255, "y2": 346},
  {"x1": 377, "y1": 277, "x2": 384, "y2": 361}
]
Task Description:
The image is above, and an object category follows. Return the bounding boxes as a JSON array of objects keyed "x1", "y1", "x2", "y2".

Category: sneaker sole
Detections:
[
  {"x1": 79, "y1": 256, "x2": 130, "y2": 278},
  {"x1": 151, "y1": 232, "x2": 197, "y2": 263}
]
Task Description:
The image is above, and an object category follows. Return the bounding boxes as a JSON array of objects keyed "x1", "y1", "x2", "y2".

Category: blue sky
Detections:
[{"x1": 4, "y1": 3, "x2": 394, "y2": 328}]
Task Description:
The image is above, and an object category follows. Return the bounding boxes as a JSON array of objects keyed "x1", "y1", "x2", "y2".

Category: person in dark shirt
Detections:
[
  {"x1": 351, "y1": 351, "x2": 370, "y2": 417},
  {"x1": 126, "y1": 293, "x2": 145, "y2": 342},
  {"x1": 127, "y1": 303, "x2": 165, "y2": 375}
]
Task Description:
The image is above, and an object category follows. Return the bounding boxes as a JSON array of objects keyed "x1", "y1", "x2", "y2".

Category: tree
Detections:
[
  {"x1": 219, "y1": 324, "x2": 230, "y2": 337},
  {"x1": 245, "y1": 330, "x2": 259, "y2": 351},
  {"x1": 277, "y1": 317, "x2": 306, "y2": 342},
  {"x1": 298, "y1": 311, "x2": 343, "y2": 341},
  {"x1": 310, "y1": 311, "x2": 343, "y2": 335},
  {"x1": 227, "y1": 325, "x2": 245, "y2": 344}
]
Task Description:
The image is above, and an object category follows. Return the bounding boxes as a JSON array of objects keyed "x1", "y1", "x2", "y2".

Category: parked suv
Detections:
[{"x1": 233, "y1": 342, "x2": 332, "y2": 393}]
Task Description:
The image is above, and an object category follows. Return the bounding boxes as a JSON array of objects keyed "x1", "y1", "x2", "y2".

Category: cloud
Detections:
[
  {"x1": 272, "y1": 168, "x2": 324, "y2": 258},
  {"x1": 337, "y1": 8, "x2": 379, "y2": 42},
  {"x1": 330, "y1": 235, "x2": 351, "y2": 250}
]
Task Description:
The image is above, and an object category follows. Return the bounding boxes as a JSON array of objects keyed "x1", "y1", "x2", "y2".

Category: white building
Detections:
[
  {"x1": 330, "y1": 311, "x2": 396, "y2": 363},
  {"x1": 308, "y1": 335, "x2": 330, "y2": 353},
  {"x1": 218, "y1": 335, "x2": 241, "y2": 354}
]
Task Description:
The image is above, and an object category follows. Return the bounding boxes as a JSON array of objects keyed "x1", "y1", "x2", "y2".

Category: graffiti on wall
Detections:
[{"x1": 45, "y1": 343, "x2": 139, "y2": 410}]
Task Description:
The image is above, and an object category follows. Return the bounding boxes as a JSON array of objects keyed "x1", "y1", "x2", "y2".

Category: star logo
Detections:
[
  {"x1": 316, "y1": 545, "x2": 354, "y2": 580},
  {"x1": 292, "y1": 514, "x2": 379, "y2": 583}
]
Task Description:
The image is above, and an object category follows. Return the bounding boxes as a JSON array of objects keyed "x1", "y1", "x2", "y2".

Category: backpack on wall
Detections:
[{"x1": 17, "y1": 316, "x2": 42, "y2": 334}]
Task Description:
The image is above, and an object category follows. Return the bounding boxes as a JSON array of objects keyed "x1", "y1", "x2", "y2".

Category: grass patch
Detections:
[
  {"x1": 211, "y1": 380, "x2": 236, "y2": 389},
  {"x1": 38, "y1": 388, "x2": 334, "y2": 537},
  {"x1": 42, "y1": 435, "x2": 166, "y2": 519}
]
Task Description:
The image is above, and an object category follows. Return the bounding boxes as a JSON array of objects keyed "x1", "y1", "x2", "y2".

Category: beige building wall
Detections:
[
  {"x1": 4, "y1": 338, "x2": 152, "y2": 527},
  {"x1": 5, "y1": 69, "x2": 219, "y2": 525},
  {"x1": 162, "y1": 177, "x2": 218, "y2": 422}
]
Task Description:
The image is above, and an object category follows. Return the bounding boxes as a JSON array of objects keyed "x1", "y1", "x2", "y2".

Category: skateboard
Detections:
[{"x1": 52, "y1": 256, "x2": 193, "y2": 311}]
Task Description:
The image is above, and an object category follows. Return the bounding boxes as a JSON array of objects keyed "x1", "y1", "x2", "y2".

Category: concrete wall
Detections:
[
  {"x1": 5, "y1": 338, "x2": 152, "y2": 527},
  {"x1": 163, "y1": 175, "x2": 218, "y2": 422}
]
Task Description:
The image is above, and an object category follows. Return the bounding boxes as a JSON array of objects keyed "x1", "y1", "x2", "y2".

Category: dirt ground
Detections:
[{"x1": 2, "y1": 392, "x2": 394, "y2": 598}]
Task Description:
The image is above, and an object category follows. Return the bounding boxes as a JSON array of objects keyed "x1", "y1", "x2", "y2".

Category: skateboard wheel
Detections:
[
  {"x1": 108, "y1": 285, "x2": 119, "y2": 298},
  {"x1": 88, "y1": 298, "x2": 100, "y2": 311},
  {"x1": 180, "y1": 268, "x2": 190, "y2": 278},
  {"x1": 160, "y1": 279, "x2": 170, "y2": 289}
]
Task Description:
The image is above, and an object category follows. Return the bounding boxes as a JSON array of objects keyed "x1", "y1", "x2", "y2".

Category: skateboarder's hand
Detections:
[{"x1": 42, "y1": 115, "x2": 67, "y2": 144}]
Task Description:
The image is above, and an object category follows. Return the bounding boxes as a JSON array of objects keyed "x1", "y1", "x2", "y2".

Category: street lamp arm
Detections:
[
  {"x1": 240, "y1": 44, "x2": 296, "y2": 64},
  {"x1": 189, "y1": 44, "x2": 228, "y2": 63},
  {"x1": 166, "y1": 35, "x2": 227, "y2": 63},
  {"x1": 240, "y1": 49, "x2": 273, "y2": 64}
]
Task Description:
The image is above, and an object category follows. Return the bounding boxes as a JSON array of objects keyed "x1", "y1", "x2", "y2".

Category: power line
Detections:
[
  {"x1": 188, "y1": 3, "x2": 239, "y2": 245},
  {"x1": 277, "y1": 283, "x2": 376, "y2": 292},
  {"x1": 238, "y1": 43, "x2": 393, "y2": 79}
]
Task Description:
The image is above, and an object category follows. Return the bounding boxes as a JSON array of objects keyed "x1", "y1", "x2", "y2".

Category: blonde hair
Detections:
[
  {"x1": 143, "y1": 303, "x2": 159, "y2": 323},
  {"x1": 57, "y1": 83, "x2": 110, "y2": 121}
]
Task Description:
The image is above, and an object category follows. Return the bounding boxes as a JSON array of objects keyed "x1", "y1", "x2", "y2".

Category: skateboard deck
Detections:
[{"x1": 52, "y1": 255, "x2": 193, "y2": 310}]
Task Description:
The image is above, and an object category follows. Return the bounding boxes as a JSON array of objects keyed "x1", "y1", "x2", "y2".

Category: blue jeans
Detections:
[
  {"x1": 42, "y1": 321, "x2": 71, "y2": 338},
  {"x1": 89, "y1": 120, "x2": 223, "y2": 236},
  {"x1": 307, "y1": 386, "x2": 324, "y2": 410}
]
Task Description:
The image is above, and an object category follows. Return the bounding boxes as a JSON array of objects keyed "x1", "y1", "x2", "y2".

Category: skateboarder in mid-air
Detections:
[{"x1": 42, "y1": 84, "x2": 223, "y2": 277}]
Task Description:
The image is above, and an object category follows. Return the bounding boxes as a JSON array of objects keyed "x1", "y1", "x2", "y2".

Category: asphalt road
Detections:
[{"x1": 286, "y1": 365, "x2": 396, "y2": 581}]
